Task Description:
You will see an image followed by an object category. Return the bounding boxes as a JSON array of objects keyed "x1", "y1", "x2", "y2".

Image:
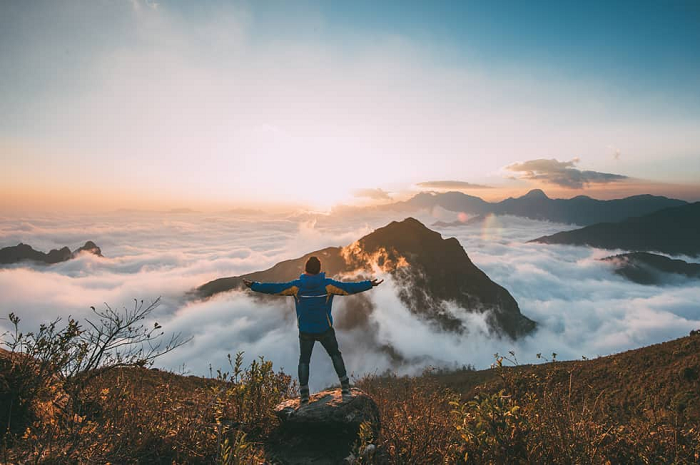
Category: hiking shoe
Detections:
[
  {"x1": 340, "y1": 377, "x2": 351, "y2": 397},
  {"x1": 300, "y1": 385, "x2": 310, "y2": 405}
]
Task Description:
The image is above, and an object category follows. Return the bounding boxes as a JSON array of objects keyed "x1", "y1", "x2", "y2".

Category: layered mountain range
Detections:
[
  {"x1": 195, "y1": 217, "x2": 535, "y2": 339},
  {"x1": 532, "y1": 202, "x2": 700, "y2": 257},
  {"x1": 0, "y1": 241, "x2": 103, "y2": 265},
  {"x1": 360, "y1": 189, "x2": 686, "y2": 226}
]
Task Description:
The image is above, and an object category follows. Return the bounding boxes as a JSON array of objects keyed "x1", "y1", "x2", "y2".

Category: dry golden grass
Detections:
[
  {"x1": 355, "y1": 373, "x2": 460, "y2": 464},
  {"x1": 2, "y1": 352, "x2": 293, "y2": 463},
  {"x1": 356, "y1": 333, "x2": 700, "y2": 464},
  {"x1": 2, "y1": 326, "x2": 699, "y2": 463}
]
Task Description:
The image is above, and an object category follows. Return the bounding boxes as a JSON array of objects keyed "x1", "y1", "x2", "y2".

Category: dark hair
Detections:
[{"x1": 305, "y1": 256, "x2": 321, "y2": 275}]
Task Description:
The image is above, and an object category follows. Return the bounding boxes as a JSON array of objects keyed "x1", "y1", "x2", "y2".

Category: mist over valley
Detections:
[{"x1": 3, "y1": 195, "x2": 699, "y2": 390}]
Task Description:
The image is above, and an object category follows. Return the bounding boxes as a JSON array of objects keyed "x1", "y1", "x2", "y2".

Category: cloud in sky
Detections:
[
  {"x1": 352, "y1": 188, "x2": 392, "y2": 201},
  {"x1": 505, "y1": 158, "x2": 629, "y2": 189},
  {"x1": 416, "y1": 180, "x2": 493, "y2": 190},
  {"x1": 2, "y1": 210, "x2": 700, "y2": 390}
]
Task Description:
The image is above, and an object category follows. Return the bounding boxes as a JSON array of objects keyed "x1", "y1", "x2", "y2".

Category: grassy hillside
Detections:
[
  {"x1": 358, "y1": 333, "x2": 700, "y2": 464},
  {"x1": 432, "y1": 333, "x2": 700, "y2": 421},
  {"x1": 2, "y1": 332, "x2": 699, "y2": 463}
]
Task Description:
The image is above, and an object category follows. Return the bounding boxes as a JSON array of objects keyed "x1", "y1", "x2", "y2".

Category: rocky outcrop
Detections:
[
  {"x1": 0, "y1": 241, "x2": 103, "y2": 265},
  {"x1": 275, "y1": 387, "x2": 380, "y2": 435},
  {"x1": 266, "y1": 388, "x2": 380, "y2": 464}
]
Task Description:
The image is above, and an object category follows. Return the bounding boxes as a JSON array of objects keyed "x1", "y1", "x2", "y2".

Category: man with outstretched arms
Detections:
[{"x1": 244, "y1": 256, "x2": 382, "y2": 404}]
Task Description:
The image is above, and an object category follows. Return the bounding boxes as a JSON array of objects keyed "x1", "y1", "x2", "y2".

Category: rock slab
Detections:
[
  {"x1": 267, "y1": 388, "x2": 380, "y2": 464},
  {"x1": 275, "y1": 387, "x2": 379, "y2": 434}
]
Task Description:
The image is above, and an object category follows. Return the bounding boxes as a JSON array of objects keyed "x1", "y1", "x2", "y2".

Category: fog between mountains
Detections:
[{"x1": 1, "y1": 210, "x2": 699, "y2": 391}]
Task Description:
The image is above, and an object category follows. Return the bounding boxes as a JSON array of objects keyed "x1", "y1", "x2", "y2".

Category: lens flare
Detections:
[{"x1": 480, "y1": 214, "x2": 504, "y2": 241}]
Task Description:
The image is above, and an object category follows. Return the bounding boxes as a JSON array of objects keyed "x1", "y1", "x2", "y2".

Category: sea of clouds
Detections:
[{"x1": 1, "y1": 209, "x2": 699, "y2": 390}]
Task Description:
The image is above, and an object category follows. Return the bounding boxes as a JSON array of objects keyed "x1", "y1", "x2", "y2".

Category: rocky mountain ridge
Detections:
[{"x1": 0, "y1": 241, "x2": 103, "y2": 265}]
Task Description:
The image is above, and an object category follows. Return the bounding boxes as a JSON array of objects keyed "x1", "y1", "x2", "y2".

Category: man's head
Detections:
[{"x1": 305, "y1": 256, "x2": 321, "y2": 275}]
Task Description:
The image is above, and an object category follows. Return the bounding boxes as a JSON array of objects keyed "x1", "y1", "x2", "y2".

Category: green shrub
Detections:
[{"x1": 450, "y1": 390, "x2": 529, "y2": 464}]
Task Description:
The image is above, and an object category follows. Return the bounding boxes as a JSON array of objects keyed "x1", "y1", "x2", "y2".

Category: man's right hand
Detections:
[
  {"x1": 243, "y1": 279, "x2": 253, "y2": 288},
  {"x1": 371, "y1": 278, "x2": 384, "y2": 287}
]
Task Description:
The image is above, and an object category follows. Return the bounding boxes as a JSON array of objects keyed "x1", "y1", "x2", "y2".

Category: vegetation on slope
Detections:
[{"x1": 2, "y1": 307, "x2": 699, "y2": 463}]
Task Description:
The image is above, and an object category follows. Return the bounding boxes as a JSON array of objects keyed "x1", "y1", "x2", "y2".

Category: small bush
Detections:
[{"x1": 450, "y1": 390, "x2": 529, "y2": 464}]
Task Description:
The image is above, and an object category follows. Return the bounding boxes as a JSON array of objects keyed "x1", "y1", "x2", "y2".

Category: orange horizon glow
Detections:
[{"x1": 2, "y1": 179, "x2": 699, "y2": 216}]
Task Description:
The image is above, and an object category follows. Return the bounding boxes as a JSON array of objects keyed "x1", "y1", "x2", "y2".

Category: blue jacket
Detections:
[{"x1": 250, "y1": 272, "x2": 372, "y2": 333}]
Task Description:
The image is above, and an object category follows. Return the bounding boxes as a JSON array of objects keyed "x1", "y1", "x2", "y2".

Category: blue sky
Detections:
[
  {"x1": 1, "y1": 0, "x2": 699, "y2": 211},
  {"x1": 227, "y1": 0, "x2": 700, "y2": 94}
]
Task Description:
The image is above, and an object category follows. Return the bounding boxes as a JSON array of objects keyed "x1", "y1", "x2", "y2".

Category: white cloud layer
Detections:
[{"x1": 1, "y1": 210, "x2": 699, "y2": 390}]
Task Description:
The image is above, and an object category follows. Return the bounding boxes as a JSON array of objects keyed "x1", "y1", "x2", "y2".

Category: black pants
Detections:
[{"x1": 298, "y1": 328, "x2": 347, "y2": 387}]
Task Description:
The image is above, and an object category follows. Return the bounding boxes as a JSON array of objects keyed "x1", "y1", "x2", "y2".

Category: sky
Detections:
[{"x1": 2, "y1": 0, "x2": 700, "y2": 212}]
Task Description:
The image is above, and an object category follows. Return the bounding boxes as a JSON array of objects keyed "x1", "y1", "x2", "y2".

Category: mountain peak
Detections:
[
  {"x1": 357, "y1": 217, "x2": 443, "y2": 252},
  {"x1": 195, "y1": 218, "x2": 535, "y2": 338},
  {"x1": 522, "y1": 189, "x2": 549, "y2": 199},
  {"x1": 382, "y1": 217, "x2": 432, "y2": 233},
  {"x1": 74, "y1": 241, "x2": 103, "y2": 257}
]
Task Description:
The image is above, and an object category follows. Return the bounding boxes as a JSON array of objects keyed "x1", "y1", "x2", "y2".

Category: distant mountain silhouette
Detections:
[
  {"x1": 380, "y1": 190, "x2": 686, "y2": 226},
  {"x1": 532, "y1": 202, "x2": 700, "y2": 256},
  {"x1": 400, "y1": 192, "x2": 493, "y2": 215},
  {"x1": 432, "y1": 215, "x2": 485, "y2": 228},
  {"x1": 0, "y1": 241, "x2": 103, "y2": 265},
  {"x1": 195, "y1": 218, "x2": 535, "y2": 339},
  {"x1": 602, "y1": 252, "x2": 700, "y2": 285}
]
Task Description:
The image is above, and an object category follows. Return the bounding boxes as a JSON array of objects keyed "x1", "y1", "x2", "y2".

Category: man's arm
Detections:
[
  {"x1": 243, "y1": 279, "x2": 300, "y2": 296},
  {"x1": 325, "y1": 278, "x2": 383, "y2": 296}
]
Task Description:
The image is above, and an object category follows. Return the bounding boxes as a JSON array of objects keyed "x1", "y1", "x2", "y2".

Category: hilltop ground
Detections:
[{"x1": 2, "y1": 332, "x2": 699, "y2": 463}]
